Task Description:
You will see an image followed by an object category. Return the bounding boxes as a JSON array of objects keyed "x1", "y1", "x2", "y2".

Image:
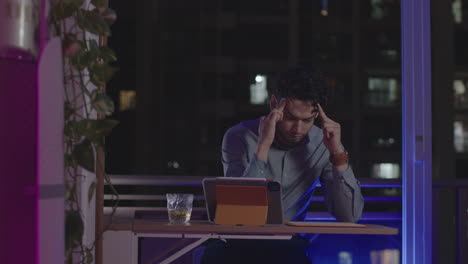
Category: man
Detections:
[{"x1": 201, "y1": 66, "x2": 364, "y2": 264}]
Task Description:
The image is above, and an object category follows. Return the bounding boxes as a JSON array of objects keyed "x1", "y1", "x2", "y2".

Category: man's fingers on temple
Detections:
[
  {"x1": 277, "y1": 98, "x2": 287, "y2": 111},
  {"x1": 267, "y1": 111, "x2": 277, "y2": 120},
  {"x1": 323, "y1": 124, "x2": 340, "y2": 131},
  {"x1": 317, "y1": 104, "x2": 328, "y2": 121},
  {"x1": 271, "y1": 110, "x2": 283, "y2": 120}
]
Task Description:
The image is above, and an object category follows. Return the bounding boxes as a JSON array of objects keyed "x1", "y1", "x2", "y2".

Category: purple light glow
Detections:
[{"x1": 0, "y1": 57, "x2": 38, "y2": 264}]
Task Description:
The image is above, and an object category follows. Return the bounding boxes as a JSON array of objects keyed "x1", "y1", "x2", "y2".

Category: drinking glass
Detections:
[{"x1": 166, "y1": 193, "x2": 194, "y2": 224}]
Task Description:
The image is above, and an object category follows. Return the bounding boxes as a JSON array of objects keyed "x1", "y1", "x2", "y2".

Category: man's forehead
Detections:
[
  {"x1": 286, "y1": 98, "x2": 317, "y2": 110},
  {"x1": 285, "y1": 99, "x2": 318, "y2": 116}
]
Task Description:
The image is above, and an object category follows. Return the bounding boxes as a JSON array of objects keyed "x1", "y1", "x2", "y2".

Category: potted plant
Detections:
[{"x1": 49, "y1": 0, "x2": 119, "y2": 263}]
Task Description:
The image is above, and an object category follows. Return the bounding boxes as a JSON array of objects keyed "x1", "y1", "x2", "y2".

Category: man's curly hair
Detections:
[{"x1": 274, "y1": 65, "x2": 329, "y2": 107}]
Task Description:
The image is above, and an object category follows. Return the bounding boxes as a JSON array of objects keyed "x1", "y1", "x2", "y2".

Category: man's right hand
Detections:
[{"x1": 256, "y1": 99, "x2": 286, "y2": 161}]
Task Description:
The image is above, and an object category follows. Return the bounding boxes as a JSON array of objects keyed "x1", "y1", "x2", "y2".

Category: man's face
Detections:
[{"x1": 274, "y1": 98, "x2": 318, "y2": 144}]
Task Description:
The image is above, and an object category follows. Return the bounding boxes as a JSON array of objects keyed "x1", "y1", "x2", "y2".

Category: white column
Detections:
[{"x1": 38, "y1": 37, "x2": 65, "y2": 264}]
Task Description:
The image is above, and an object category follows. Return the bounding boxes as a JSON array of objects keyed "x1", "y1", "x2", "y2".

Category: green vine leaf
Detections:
[
  {"x1": 65, "y1": 101, "x2": 74, "y2": 120},
  {"x1": 99, "y1": 46, "x2": 117, "y2": 63},
  {"x1": 66, "y1": 120, "x2": 85, "y2": 142},
  {"x1": 91, "y1": 90, "x2": 115, "y2": 115},
  {"x1": 64, "y1": 121, "x2": 74, "y2": 139},
  {"x1": 63, "y1": 34, "x2": 83, "y2": 58},
  {"x1": 69, "y1": 40, "x2": 109, "y2": 69},
  {"x1": 64, "y1": 0, "x2": 84, "y2": 5},
  {"x1": 72, "y1": 139, "x2": 95, "y2": 172},
  {"x1": 92, "y1": 119, "x2": 119, "y2": 147},
  {"x1": 65, "y1": 189, "x2": 74, "y2": 203},
  {"x1": 69, "y1": 41, "x2": 117, "y2": 70},
  {"x1": 89, "y1": 63, "x2": 116, "y2": 86},
  {"x1": 64, "y1": 181, "x2": 76, "y2": 203},
  {"x1": 88, "y1": 39, "x2": 99, "y2": 51},
  {"x1": 100, "y1": 8, "x2": 117, "y2": 26},
  {"x1": 69, "y1": 48, "x2": 92, "y2": 70},
  {"x1": 77, "y1": 9, "x2": 111, "y2": 36},
  {"x1": 65, "y1": 210, "x2": 84, "y2": 251},
  {"x1": 88, "y1": 181, "x2": 96, "y2": 205},
  {"x1": 91, "y1": 0, "x2": 108, "y2": 8},
  {"x1": 84, "y1": 247, "x2": 94, "y2": 264},
  {"x1": 50, "y1": 1, "x2": 80, "y2": 21},
  {"x1": 72, "y1": 119, "x2": 119, "y2": 147},
  {"x1": 94, "y1": 119, "x2": 119, "y2": 135},
  {"x1": 64, "y1": 153, "x2": 77, "y2": 169}
]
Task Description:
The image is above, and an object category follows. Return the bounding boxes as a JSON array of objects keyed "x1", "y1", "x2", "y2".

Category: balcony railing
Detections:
[{"x1": 104, "y1": 175, "x2": 468, "y2": 223}]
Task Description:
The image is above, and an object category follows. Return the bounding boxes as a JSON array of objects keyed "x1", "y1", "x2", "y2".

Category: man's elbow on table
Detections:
[
  {"x1": 334, "y1": 213, "x2": 362, "y2": 223},
  {"x1": 332, "y1": 203, "x2": 364, "y2": 223}
]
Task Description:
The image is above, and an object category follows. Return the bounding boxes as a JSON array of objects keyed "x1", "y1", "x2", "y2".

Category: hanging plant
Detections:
[{"x1": 49, "y1": 0, "x2": 119, "y2": 263}]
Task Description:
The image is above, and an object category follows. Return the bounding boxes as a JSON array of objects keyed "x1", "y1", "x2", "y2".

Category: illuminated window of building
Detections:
[
  {"x1": 370, "y1": 249, "x2": 400, "y2": 264},
  {"x1": 367, "y1": 77, "x2": 399, "y2": 107},
  {"x1": 454, "y1": 79, "x2": 468, "y2": 108},
  {"x1": 371, "y1": 163, "x2": 400, "y2": 179},
  {"x1": 371, "y1": 0, "x2": 385, "y2": 20},
  {"x1": 167, "y1": 160, "x2": 180, "y2": 169},
  {"x1": 452, "y1": 0, "x2": 463, "y2": 24},
  {"x1": 454, "y1": 120, "x2": 468, "y2": 153},
  {"x1": 338, "y1": 251, "x2": 353, "y2": 264},
  {"x1": 374, "y1": 137, "x2": 396, "y2": 148},
  {"x1": 250, "y1": 74, "x2": 268, "y2": 105},
  {"x1": 119, "y1": 90, "x2": 136, "y2": 111},
  {"x1": 381, "y1": 49, "x2": 398, "y2": 62}
]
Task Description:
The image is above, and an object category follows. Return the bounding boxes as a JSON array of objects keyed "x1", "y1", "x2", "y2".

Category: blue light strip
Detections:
[
  {"x1": 401, "y1": 0, "x2": 433, "y2": 263},
  {"x1": 306, "y1": 212, "x2": 402, "y2": 221},
  {"x1": 310, "y1": 196, "x2": 401, "y2": 202}
]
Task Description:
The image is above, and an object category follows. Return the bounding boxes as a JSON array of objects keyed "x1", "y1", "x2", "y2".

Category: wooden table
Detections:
[{"x1": 104, "y1": 218, "x2": 398, "y2": 264}]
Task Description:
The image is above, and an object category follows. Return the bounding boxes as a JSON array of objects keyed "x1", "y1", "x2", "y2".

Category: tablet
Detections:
[{"x1": 202, "y1": 177, "x2": 284, "y2": 225}]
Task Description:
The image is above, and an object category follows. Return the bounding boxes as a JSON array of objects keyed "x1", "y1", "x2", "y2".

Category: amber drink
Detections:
[{"x1": 166, "y1": 193, "x2": 193, "y2": 224}]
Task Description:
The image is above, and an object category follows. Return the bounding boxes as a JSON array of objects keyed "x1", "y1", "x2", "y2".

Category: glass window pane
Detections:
[
  {"x1": 432, "y1": 0, "x2": 468, "y2": 262},
  {"x1": 106, "y1": 1, "x2": 403, "y2": 262},
  {"x1": 106, "y1": 0, "x2": 402, "y2": 179}
]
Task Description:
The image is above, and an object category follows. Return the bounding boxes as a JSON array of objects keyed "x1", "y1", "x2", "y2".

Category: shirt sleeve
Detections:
[
  {"x1": 221, "y1": 128, "x2": 269, "y2": 179},
  {"x1": 319, "y1": 163, "x2": 364, "y2": 223}
]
